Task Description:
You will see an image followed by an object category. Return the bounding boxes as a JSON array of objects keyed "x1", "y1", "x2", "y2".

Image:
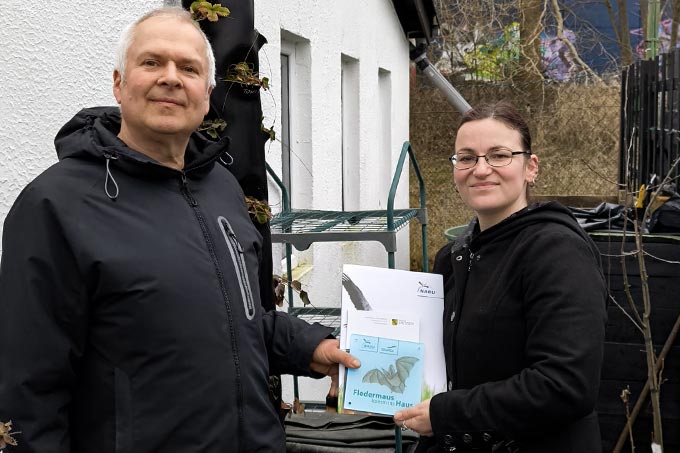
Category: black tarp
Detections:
[
  {"x1": 285, "y1": 412, "x2": 418, "y2": 452},
  {"x1": 649, "y1": 194, "x2": 680, "y2": 233}
]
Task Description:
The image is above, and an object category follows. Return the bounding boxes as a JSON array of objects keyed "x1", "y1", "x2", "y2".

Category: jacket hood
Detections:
[
  {"x1": 455, "y1": 201, "x2": 601, "y2": 260},
  {"x1": 54, "y1": 106, "x2": 230, "y2": 176}
]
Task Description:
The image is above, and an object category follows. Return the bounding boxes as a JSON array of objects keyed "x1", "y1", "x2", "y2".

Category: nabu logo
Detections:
[{"x1": 417, "y1": 281, "x2": 436, "y2": 296}]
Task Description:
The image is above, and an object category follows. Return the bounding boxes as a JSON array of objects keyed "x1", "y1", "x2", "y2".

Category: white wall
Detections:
[
  {"x1": 0, "y1": 0, "x2": 163, "y2": 248},
  {"x1": 0, "y1": 0, "x2": 411, "y2": 407},
  {"x1": 255, "y1": 0, "x2": 411, "y2": 405}
]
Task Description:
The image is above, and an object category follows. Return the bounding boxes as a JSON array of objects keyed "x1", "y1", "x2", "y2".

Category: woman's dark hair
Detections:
[{"x1": 458, "y1": 101, "x2": 532, "y2": 152}]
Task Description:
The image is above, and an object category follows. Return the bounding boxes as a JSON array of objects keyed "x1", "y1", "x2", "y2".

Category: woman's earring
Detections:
[{"x1": 528, "y1": 179, "x2": 536, "y2": 188}]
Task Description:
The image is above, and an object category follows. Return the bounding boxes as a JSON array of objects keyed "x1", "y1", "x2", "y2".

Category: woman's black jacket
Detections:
[{"x1": 423, "y1": 202, "x2": 607, "y2": 453}]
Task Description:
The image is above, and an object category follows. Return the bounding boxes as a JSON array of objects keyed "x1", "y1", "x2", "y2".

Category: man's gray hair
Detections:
[{"x1": 114, "y1": 7, "x2": 217, "y2": 89}]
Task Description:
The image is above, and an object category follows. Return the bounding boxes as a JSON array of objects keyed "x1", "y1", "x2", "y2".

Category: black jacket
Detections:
[
  {"x1": 0, "y1": 107, "x2": 332, "y2": 452},
  {"x1": 423, "y1": 202, "x2": 607, "y2": 453}
]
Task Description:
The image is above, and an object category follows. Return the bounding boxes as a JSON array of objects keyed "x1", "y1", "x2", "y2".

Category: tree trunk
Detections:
[
  {"x1": 671, "y1": 0, "x2": 680, "y2": 49},
  {"x1": 550, "y1": 0, "x2": 603, "y2": 82},
  {"x1": 517, "y1": 0, "x2": 544, "y2": 83},
  {"x1": 635, "y1": 222, "x2": 664, "y2": 448},
  {"x1": 617, "y1": 0, "x2": 633, "y2": 66},
  {"x1": 604, "y1": 0, "x2": 622, "y2": 45},
  {"x1": 640, "y1": 0, "x2": 649, "y2": 48}
]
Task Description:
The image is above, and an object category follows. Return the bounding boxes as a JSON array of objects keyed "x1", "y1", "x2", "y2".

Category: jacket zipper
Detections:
[
  {"x1": 179, "y1": 171, "x2": 245, "y2": 441},
  {"x1": 180, "y1": 172, "x2": 197, "y2": 206},
  {"x1": 218, "y1": 216, "x2": 256, "y2": 320}
]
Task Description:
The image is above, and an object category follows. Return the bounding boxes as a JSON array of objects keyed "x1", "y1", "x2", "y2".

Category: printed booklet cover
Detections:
[
  {"x1": 344, "y1": 334, "x2": 424, "y2": 415},
  {"x1": 338, "y1": 264, "x2": 446, "y2": 413}
]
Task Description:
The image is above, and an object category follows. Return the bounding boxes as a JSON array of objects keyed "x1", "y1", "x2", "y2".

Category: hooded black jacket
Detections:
[
  {"x1": 0, "y1": 107, "x2": 332, "y2": 452},
  {"x1": 422, "y1": 202, "x2": 607, "y2": 453}
]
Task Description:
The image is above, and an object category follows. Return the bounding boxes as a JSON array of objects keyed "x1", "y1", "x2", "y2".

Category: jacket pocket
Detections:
[
  {"x1": 114, "y1": 367, "x2": 133, "y2": 453},
  {"x1": 217, "y1": 216, "x2": 256, "y2": 320}
]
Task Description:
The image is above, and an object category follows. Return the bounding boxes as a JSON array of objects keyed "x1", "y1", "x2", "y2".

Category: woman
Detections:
[{"x1": 394, "y1": 101, "x2": 607, "y2": 452}]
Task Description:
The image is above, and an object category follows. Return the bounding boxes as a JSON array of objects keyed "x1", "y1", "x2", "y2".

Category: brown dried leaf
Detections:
[
  {"x1": 224, "y1": 62, "x2": 268, "y2": 88},
  {"x1": 274, "y1": 281, "x2": 286, "y2": 307},
  {"x1": 293, "y1": 397, "x2": 305, "y2": 415},
  {"x1": 198, "y1": 118, "x2": 227, "y2": 140},
  {"x1": 244, "y1": 196, "x2": 272, "y2": 225},
  {"x1": 620, "y1": 386, "x2": 631, "y2": 404},
  {"x1": 234, "y1": 61, "x2": 251, "y2": 74},
  {"x1": 261, "y1": 125, "x2": 275, "y2": 142},
  {"x1": 205, "y1": 4, "x2": 230, "y2": 22},
  {"x1": 190, "y1": 1, "x2": 229, "y2": 22},
  {"x1": 299, "y1": 290, "x2": 311, "y2": 306},
  {"x1": 0, "y1": 420, "x2": 19, "y2": 448},
  {"x1": 290, "y1": 280, "x2": 302, "y2": 292},
  {"x1": 281, "y1": 401, "x2": 293, "y2": 419}
]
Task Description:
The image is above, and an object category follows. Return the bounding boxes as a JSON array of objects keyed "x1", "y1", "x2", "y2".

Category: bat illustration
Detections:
[
  {"x1": 342, "y1": 273, "x2": 372, "y2": 311},
  {"x1": 362, "y1": 356, "x2": 419, "y2": 393}
]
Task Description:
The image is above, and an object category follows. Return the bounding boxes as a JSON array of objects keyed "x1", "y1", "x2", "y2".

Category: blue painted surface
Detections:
[{"x1": 556, "y1": 0, "x2": 643, "y2": 72}]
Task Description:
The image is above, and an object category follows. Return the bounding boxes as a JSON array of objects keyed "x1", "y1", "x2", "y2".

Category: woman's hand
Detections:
[{"x1": 393, "y1": 398, "x2": 433, "y2": 436}]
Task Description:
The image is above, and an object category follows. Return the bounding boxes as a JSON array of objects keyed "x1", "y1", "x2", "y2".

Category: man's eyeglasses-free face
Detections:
[{"x1": 449, "y1": 149, "x2": 532, "y2": 170}]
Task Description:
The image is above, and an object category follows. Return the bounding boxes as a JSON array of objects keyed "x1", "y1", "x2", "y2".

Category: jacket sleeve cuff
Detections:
[
  {"x1": 293, "y1": 323, "x2": 335, "y2": 379},
  {"x1": 264, "y1": 309, "x2": 334, "y2": 376},
  {"x1": 429, "y1": 391, "x2": 501, "y2": 449},
  {"x1": 288, "y1": 320, "x2": 334, "y2": 377}
]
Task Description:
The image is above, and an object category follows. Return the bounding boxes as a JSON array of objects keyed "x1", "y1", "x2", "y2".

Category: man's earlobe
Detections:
[
  {"x1": 113, "y1": 70, "x2": 122, "y2": 103},
  {"x1": 203, "y1": 86, "x2": 212, "y2": 114}
]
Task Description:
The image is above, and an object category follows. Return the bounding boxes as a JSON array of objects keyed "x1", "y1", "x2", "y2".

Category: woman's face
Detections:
[{"x1": 453, "y1": 118, "x2": 538, "y2": 230}]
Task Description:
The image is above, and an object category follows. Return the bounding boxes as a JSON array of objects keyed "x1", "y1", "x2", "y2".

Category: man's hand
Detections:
[{"x1": 310, "y1": 339, "x2": 360, "y2": 397}]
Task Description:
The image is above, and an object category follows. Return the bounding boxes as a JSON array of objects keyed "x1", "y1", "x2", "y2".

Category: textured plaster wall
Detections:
[
  {"x1": 255, "y1": 0, "x2": 411, "y2": 405},
  {"x1": 0, "y1": 0, "x2": 162, "y2": 253}
]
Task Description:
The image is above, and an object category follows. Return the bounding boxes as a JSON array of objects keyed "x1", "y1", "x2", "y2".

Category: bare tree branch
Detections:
[
  {"x1": 613, "y1": 313, "x2": 680, "y2": 452},
  {"x1": 550, "y1": 0, "x2": 604, "y2": 82}
]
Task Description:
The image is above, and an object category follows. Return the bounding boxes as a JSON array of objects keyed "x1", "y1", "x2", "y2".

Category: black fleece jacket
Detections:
[
  {"x1": 424, "y1": 202, "x2": 607, "y2": 453},
  {"x1": 0, "y1": 107, "x2": 332, "y2": 452}
]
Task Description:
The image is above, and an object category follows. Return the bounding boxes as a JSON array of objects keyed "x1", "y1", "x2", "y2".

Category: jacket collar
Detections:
[{"x1": 55, "y1": 106, "x2": 230, "y2": 180}]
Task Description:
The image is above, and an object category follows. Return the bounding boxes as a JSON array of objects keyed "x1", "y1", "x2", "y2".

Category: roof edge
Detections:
[{"x1": 391, "y1": 0, "x2": 438, "y2": 44}]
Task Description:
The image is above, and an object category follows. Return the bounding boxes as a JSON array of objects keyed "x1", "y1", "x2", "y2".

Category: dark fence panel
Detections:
[
  {"x1": 621, "y1": 50, "x2": 680, "y2": 198},
  {"x1": 594, "y1": 235, "x2": 680, "y2": 452}
]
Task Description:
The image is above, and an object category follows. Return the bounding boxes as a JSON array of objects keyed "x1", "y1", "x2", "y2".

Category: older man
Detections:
[{"x1": 0, "y1": 7, "x2": 356, "y2": 452}]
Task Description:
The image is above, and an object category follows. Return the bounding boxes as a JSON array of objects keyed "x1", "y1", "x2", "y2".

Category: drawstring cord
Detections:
[
  {"x1": 219, "y1": 150, "x2": 234, "y2": 166},
  {"x1": 104, "y1": 153, "x2": 119, "y2": 200}
]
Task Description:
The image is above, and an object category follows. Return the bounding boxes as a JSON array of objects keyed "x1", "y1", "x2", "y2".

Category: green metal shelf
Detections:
[
  {"x1": 269, "y1": 207, "x2": 426, "y2": 252},
  {"x1": 266, "y1": 141, "x2": 427, "y2": 442},
  {"x1": 288, "y1": 307, "x2": 341, "y2": 336},
  {"x1": 267, "y1": 141, "x2": 428, "y2": 269}
]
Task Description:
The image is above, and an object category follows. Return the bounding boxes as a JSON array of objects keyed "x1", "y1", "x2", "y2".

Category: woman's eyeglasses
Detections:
[{"x1": 449, "y1": 149, "x2": 532, "y2": 170}]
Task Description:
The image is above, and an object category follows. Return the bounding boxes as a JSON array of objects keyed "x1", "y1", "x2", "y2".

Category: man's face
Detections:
[{"x1": 113, "y1": 16, "x2": 211, "y2": 142}]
